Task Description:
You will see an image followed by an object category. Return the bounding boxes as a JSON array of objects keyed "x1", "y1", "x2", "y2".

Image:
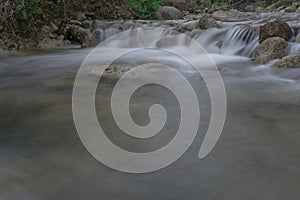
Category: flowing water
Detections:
[{"x1": 1, "y1": 18, "x2": 300, "y2": 199}]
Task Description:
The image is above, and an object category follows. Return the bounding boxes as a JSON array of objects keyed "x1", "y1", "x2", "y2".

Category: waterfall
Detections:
[{"x1": 220, "y1": 25, "x2": 259, "y2": 56}]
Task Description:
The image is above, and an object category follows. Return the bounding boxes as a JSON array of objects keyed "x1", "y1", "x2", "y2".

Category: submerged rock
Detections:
[
  {"x1": 253, "y1": 37, "x2": 287, "y2": 64},
  {"x1": 259, "y1": 20, "x2": 292, "y2": 43},
  {"x1": 273, "y1": 51, "x2": 300, "y2": 68},
  {"x1": 157, "y1": 6, "x2": 184, "y2": 20}
]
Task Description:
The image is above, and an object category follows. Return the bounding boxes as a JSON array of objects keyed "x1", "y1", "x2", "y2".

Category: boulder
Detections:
[
  {"x1": 198, "y1": 14, "x2": 218, "y2": 29},
  {"x1": 259, "y1": 20, "x2": 292, "y2": 43},
  {"x1": 212, "y1": 11, "x2": 259, "y2": 22},
  {"x1": 273, "y1": 51, "x2": 300, "y2": 68},
  {"x1": 253, "y1": 37, "x2": 288, "y2": 64},
  {"x1": 157, "y1": 6, "x2": 184, "y2": 20}
]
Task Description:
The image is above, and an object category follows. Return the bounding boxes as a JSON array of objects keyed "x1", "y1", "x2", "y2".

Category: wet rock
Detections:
[
  {"x1": 212, "y1": 11, "x2": 259, "y2": 22},
  {"x1": 157, "y1": 6, "x2": 184, "y2": 20},
  {"x1": 285, "y1": 6, "x2": 297, "y2": 12},
  {"x1": 198, "y1": 14, "x2": 218, "y2": 29},
  {"x1": 259, "y1": 20, "x2": 292, "y2": 43},
  {"x1": 0, "y1": 25, "x2": 3, "y2": 32},
  {"x1": 255, "y1": 7, "x2": 263, "y2": 13},
  {"x1": 253, "y1": 37, "x2": 288, "y2": 64},
  {"x1": 70, "y1": 20, "x2": 82, "y2": 26},
  {"x1": 82, "y1": 20, "x2": 92, "y2": 29},
  {"x1": 273, "y1": 51, "x2": 300, "y2": 68},
  {"x1": 65, "y1": 25, "x2": 89, "y2": 45},
  {"x1": 296, "y1": 7, "x2": 300, "y2": 12},
  {"x1": 156, "y1": 35, "x2": 179, "y2": 48},
  {"x1": 179, "y1": 20, "x2": 198, "y2": 31}
]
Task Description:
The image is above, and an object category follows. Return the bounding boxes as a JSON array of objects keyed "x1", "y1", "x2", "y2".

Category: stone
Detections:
[
  {"x1": 259, "y1": 20, "x2": 292, "y2": 43},
  {"x1": 198, "y1": 13, "x2": 218, "y2": 29},
  {"x1": 212, "y1": 11, "x2": 259, "y2": 22},
  {"x1": 72, "y1": 11, "x2": 87, "y2": 21},
  {"x1": 273, "y1": 51, "x2": 300, "y2": 68},
  {"x1": 157, "y1": 6, "x2": 184, "y2": 20},
  {"x1": 82, "y1": 20, "x2": 92, "y2": 29},
  {"x1": 57, "y1": 35, "x2": 65, "y2": 40},
  {"x1": 244, "y1": 5, "x2": 256, "y2": 12},
  {"x1": 156, "y1": 35, "x2": 179, "y2": 48},
  {"x1": 253, "y1": 37, "x2": 288, "y2": 64},
  {"x1": 70, "y1": 20, "x2": 82, "y2": 26},
  {"x1": 296, "y1": 7, "x2": 300, "y2": 12},
  {"x1": 41, "y1": 25, "x2": 51, "y2": 35},
  {"x1": 49, "y1": 22, "x2": 58, "y2": 32},
  {"x1": 65, "y1": 25, "x2": 89, "y2": 45},
  {"x1": 285, "y1": 6, "x2": 297, "y2": 12},
  {"x1": 255, "y1": 7, "x2": 262, "y2": 13},
  {"x1": 179, "y1": 20, "x2": 198, "y2": 31}
]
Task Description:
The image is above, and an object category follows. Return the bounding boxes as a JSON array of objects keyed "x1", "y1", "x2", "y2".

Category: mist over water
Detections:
[{"x1": 1, "y1": 21, "x2": 300, "y2": 199}]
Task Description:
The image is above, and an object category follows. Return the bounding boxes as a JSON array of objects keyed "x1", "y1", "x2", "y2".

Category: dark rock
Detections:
[
  {"x1": 259, "y1": 20, "x2": 292, "y2": 43},
  {"x1": 65, "y1": 25, "x2": 89, "y2": 45},
  {"x1": 273, "y1": 51, "x2": 300, "y2": 68},
  {"x1": 157, "y1": 6, "x2": 184, "y2": 20},
  {"x1": 253, "y1": 37, "x2": 288, "y2": 64}
]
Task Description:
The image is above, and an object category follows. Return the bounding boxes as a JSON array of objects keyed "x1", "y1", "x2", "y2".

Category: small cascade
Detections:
[
  {"x1": 192, "y1": 28, "x2": 227, "y2": 53},
  {"x1": 288, "y1": 42, "x2": 300, "y2": 54},
  {"x1": 220, "y1": 25, "x2": 259, "y2": 56}
]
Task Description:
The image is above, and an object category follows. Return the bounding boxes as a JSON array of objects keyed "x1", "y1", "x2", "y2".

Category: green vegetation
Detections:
[{"x1": 125, "y1": 0, "x2": 165, "y2": 19}]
